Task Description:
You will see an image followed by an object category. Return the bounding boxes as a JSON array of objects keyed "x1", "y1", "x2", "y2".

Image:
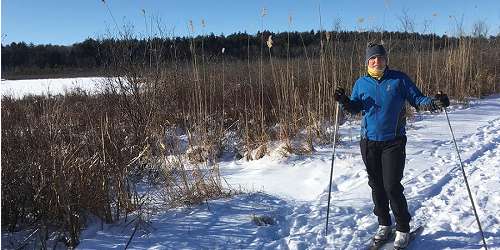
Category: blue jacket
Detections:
[{"x1": 344, "y1": 69, "x2": 433, "y2": 141}]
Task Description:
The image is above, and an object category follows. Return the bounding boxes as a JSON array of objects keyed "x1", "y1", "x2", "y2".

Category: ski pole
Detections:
[
  {"x1": 326, "y1": 102, "x2": 340, "y2": 235},
  {"x1": 443, "y1": 107, "x2": 488, "y2": 249}
]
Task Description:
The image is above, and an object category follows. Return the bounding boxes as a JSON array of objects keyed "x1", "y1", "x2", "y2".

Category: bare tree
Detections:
[
  {"x1": 422, "y1": 19, "x2": 432, "y2": 34},
  {"x1": 333, "y1": 17, "x2": 343, "y2": 32},
  {"x1": 472, "y1": 20, "x2": 489, "y2": 38},
  {"x1": 397, "y1": 8, "x2": 415, "y2": 33},
  {"x1": 450, "y1": 14, "x2": 465, "y2": 37}
]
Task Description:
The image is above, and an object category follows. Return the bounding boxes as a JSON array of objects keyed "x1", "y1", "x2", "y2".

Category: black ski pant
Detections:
[{"x1": 360, "y1": 136, "x2": 411, "y2": 232}]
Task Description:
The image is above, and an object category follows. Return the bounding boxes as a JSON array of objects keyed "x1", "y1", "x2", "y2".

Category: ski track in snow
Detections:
[
  {"x1": 2, "y1": 78, "x2": 499, "y2": 250},
  {"x1": 408, "y1": 116, "x2": 500, "y2": 249}
]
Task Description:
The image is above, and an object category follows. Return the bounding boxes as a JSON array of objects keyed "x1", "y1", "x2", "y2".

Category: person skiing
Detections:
[{"x1": 333, "y1": 42, "x2": 450, "y2": 249}]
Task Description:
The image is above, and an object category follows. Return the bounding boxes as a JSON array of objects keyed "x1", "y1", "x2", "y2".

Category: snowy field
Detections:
[
  {"x1": 1, "y1": 78, "x2": 499, "y2": 249},
  {"x1": 1, "y1": 77, "x2": 102, "y2": 98}
]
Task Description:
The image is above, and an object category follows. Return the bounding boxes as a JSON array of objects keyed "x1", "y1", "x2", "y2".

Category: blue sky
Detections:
[{"x1": 2, "y1": 0, "x2": 499, "y2": 45}]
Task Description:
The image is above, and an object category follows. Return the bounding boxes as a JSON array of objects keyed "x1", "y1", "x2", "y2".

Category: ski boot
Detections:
[{"x1": 393, "y1": 231, "x2": 410, "y2": 249}]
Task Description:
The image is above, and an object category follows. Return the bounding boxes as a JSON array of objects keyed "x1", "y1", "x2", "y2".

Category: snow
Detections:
[
  {"x1": 1, "y1": 77, "x2": 102, "y2": 98},
  {"x1": 2, "y1": 78, "x2": 499, "y2": 249}
]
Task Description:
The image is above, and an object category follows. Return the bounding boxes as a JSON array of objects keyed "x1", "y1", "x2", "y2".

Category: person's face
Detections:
[{"x1": 368, "y1": 55, "x2": 386, "y2": 70}]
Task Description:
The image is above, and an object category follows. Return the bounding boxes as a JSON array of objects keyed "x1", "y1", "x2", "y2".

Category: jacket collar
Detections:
[{"x1": 366, "y1": 66, "x2": 390, "y2": 81}]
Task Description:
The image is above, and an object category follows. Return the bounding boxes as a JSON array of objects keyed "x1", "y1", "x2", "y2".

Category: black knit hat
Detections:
[{"x1": 366, "y1": 43, "x2": 387, "y2": 63}]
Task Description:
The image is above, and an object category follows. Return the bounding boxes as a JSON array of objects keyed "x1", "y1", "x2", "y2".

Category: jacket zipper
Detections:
[{"x1": 375, "y1": 78, "x2": 381, "y2": 140}]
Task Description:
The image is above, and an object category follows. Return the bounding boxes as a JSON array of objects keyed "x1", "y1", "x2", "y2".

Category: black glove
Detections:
[
  {"x1": 334, "y1": 87, "x2": 350, "y2": 106},
  {"x1": 432, "y1": 92, "x2": 450, "y2": 109}
]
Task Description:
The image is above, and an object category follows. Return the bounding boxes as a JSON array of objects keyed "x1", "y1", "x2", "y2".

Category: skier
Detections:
[{"x1": 333, "y1": 43, "x2": 450, "y2": 249}]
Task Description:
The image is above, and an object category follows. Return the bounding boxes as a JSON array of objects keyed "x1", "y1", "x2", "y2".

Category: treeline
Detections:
[{"x1": 3, "y1": 30, "x2": 496, "y2": 79}]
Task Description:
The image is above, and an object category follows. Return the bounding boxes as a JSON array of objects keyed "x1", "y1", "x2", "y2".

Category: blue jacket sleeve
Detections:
[
  {"x1": 402, "y1": 75, "x2": 433, "y2": 108},
  {"x1": 343, "y1": 82, "x2": 363, "y2": 114}
]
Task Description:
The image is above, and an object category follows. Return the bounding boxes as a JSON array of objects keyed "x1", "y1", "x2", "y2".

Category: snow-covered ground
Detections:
[
  {"x1": 1, "y1": 77, "x2": 102, "y2": 98},
  {"x1": 2, "y1": 78, "x2": 499, "y2": 249}
]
